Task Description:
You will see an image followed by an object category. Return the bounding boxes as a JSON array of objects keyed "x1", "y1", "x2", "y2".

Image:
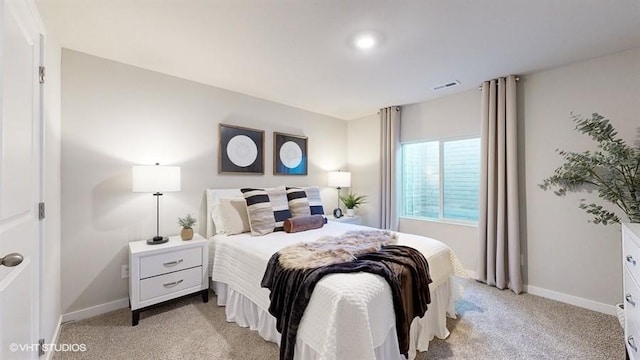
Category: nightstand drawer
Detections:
[
  {"x1": 625, "y1": 266, "x2": 640, "y2": 322},
  {"x1": 627, "y1": 318, "x2": 640, "y2": 360},
  {"x1": 139, "y1": 266, "x2": 202, "y2": 301},
  {"x1": 140, "y1": 246, "x2": 202, "y2": 279},
  {"x1": 625, "y1": 230, "x2": 640, "y2": 281}
]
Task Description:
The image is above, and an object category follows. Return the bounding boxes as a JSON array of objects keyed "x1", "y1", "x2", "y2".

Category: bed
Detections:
[{"x1": 205, "y1": 188, "x2": 466, "y2": 360}]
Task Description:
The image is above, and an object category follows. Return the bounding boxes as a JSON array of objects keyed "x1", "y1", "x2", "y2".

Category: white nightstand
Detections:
[
  {"x1": 327, "y1": 215, "x2": 362, "y2": 225},
  {"x1": 128, "y1": 233, "x2": 209, "y2": 326}
]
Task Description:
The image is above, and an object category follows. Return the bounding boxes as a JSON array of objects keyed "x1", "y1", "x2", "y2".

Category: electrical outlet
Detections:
[{"x1": 121, "y1": 265, "x2": 129, "y2": 279}]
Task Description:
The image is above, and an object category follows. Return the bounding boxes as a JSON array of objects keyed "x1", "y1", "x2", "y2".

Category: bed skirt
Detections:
[{"x1": 211, "y1": 278, "x2": 462, "y2": 360}]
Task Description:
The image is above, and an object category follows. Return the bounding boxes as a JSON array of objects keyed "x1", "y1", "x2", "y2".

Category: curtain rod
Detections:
[
  {"x1": 478, "y1": 76, "x2": 520, "y2": 90},
  {"x1": 376, "y1": 106, "x2": 401, "y2": 114}
]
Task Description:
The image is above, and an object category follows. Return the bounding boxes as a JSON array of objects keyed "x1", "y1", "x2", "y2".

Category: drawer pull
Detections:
[
  {"x1": 629, "y1": 336, "x2": 638, "y2": 352},
  {"x1": 163, "y1": 259, "x2": 183, "y2": 267},
  {"x1": 626, "y1": 293, "x2": 636, "y2": 307},
  {"x1": 627, "y1": 255, "x2": 637, "y2": 266},
  {"x1": 163, "y1": 279, "x2": 184, "y2": 288}
]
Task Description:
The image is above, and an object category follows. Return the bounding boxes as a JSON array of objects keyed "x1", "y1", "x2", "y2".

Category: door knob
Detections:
[{"x1": 0, "y1": 253, "x2": 23, "y2": 267}]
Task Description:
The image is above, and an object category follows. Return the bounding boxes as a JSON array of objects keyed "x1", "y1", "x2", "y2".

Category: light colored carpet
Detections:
[{"x1": 54, "y1": 280, "x2": 624, "y2": 359}]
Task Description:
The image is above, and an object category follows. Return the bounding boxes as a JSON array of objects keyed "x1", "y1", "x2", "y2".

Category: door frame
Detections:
[{"x1": 0, "y1": 0, "x2": 46, "y2": 357}]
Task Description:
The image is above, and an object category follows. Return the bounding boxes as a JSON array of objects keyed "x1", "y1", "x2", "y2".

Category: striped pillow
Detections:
[
  {"x1": 268, "y1": 188, "x2": 292, "y2": 231},
  {"x1": 241, "y1": 187, "x2": 292, "y2": 235},
  {"x1": 286, "y1": 187, "x2": 311, "y2": 218},
  {"x1": 304, "y1": 186, "x2": 325, "y2": 215},
  {"x1": 241, "y1": 188, "x2": 276, "y2": 236}
]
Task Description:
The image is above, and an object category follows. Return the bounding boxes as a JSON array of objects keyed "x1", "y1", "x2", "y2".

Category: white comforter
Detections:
[{"x1": 210, "y1": 222, "x2": 466, "y2": 360}]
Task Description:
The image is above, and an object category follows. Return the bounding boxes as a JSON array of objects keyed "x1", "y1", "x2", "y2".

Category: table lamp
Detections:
[
  {"x1": 328, "y1": 170, "x2": 351, "y2": 218},
  {"x1": 132, "y1": 163, "x2": 181, "y2": 244}
]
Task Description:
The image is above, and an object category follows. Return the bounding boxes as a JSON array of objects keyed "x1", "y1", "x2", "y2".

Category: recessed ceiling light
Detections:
[{"x1": 354, "y1": 33, "x2": 377, "y2": 50}]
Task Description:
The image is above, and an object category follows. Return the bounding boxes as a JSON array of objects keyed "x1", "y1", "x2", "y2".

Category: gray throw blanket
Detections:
[{"x1": 261, "y1": 230, "x2": 432, "y2": 360}]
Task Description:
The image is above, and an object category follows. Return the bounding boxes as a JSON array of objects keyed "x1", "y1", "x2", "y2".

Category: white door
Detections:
[{"x1": 0, "y1": 0, "x2": 43, "y2": 359}]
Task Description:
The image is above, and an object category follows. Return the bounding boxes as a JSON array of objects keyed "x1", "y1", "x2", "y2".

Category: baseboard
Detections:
[
  {"x1": 61, "y1": 298, "x2": 129, "y2": 323},
  {"x1": 464, "y1": 269, "x2": 477, "y2": 280},
  {"x1": 43, "y1": 315, "x2": 63, "y2": 360},
  {"x1": 524, "y1": 285, "x2": 616, "y2": 315},
  {"x1": 464, "y1": 271, "x2": 615, "y2": 315}
]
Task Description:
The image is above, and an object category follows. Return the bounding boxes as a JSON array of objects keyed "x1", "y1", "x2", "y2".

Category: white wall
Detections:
[
  {"x1": 347, "y1": 113, "x2": 381, "y2": 228},
  {"x1": 61, "y1": 50, "x2": 348, "y2": 315},
  {"x1": 41, "y1": 32, "x2": 62, "y2": 349},
  {"x1": 522, "y1": 48, "x2": 640, "y2": 306},
  {"x1": 399, "y1": 218, "x2": 478, "y2": 275},
  {"x1": 347, "y1": 48, "x2": 640, "y2": 310},
  {"x1": 401, "y1": 89, "x2": 480, "y2": 143}
]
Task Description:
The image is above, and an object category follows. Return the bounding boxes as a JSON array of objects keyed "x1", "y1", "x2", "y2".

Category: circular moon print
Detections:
[
  {"x1": 279, "y1": 141, "x2": 303, "y2": 169},
  {"x1": 226, "y1": 135, "x2": 258, "y2": 167}
]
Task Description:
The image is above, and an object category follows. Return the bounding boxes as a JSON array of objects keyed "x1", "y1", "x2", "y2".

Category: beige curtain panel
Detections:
[
  {"x1": 477, "y1": 75, "x2": 523, "y2": 294},
  {"x1": 379, "y1": 106, "x2": 401, "y2": 231}
]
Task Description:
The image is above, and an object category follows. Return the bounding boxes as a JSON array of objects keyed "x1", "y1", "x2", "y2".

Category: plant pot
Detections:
[
  {"x1": 346, "y1": 208, "x2": 355, "y2": 217},
  {"x1": 180, "y1": 228, "x2": 194, "y2": 241}
]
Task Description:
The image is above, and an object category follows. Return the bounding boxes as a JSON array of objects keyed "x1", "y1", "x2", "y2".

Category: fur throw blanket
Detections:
[{"x1": 277, "y1": 230, "x2": 397, "y2": 270}]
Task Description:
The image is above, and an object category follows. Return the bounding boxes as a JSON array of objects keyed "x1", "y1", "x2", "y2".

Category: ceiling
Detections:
[{"x1": 36, "y1": 0, "x2": 640, "y2": 120}]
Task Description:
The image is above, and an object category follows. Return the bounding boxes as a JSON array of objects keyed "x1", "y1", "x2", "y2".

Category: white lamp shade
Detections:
[
  {"x1": 132, "y1": 165, "x2": 181, "y2": 192},
  {"x1": 328, "y1": 171, "x2": 351, "y2": 188}
]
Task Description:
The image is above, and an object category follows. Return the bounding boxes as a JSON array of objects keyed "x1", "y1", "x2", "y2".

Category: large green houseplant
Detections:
[{"x1": 539, "y1": 113, "x2": 640, "y2": 225}]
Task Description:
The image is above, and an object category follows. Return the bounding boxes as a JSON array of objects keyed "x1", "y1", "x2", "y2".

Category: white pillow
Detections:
[
  {"x1": 218, "y1": 198, "x2": 250, "y2": 235},
  {"x1": 207, "y1": 188, "x2": 242, "y2": 234}
]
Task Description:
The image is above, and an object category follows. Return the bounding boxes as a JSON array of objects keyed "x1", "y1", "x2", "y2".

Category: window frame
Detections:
[{"x1": 401, "y1": 135, "x2": 480, "y2": 226}]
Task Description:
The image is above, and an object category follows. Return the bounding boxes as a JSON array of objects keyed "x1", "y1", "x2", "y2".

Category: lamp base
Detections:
[{"x1": 147, "y1": 236, "x2": 169, "y2": 245}]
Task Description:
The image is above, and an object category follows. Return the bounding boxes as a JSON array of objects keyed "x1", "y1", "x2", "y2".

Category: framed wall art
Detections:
[
  {"x1": 219, "y1": 124, "x2": 264, "y2": 174},
  {"x1": 274, "y1": 132, "x2": 307, "y2": 175}
]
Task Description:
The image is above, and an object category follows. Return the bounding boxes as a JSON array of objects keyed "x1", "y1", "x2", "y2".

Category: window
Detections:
[{"x1": 402, "y1": 137, "x2": 480, "y2": 222}]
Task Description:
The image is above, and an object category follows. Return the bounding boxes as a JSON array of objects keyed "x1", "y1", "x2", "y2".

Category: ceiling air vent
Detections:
[{"x1": 432, "y1": 80, "x2": 460, "y2": 91}]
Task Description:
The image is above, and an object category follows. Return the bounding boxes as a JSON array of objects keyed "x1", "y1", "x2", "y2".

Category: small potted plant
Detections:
[
  {"x1": 340, "y1": 192, "x2": 367, "y2": 217},
  {"x1": 177, "y1": 214, "x2": 197, "y2": 240}
]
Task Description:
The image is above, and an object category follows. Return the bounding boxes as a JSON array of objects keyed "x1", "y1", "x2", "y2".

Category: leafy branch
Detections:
[{"x1": 539, "y1": 113, "x2": 640, "y2": 225}]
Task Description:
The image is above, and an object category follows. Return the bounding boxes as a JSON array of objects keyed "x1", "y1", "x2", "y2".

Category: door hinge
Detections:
[
  {"x1": 38, "y1": 338, "x2": 45, "y2": 356},
  {"x1": 39, "y1": 66, "x2": 46, "y2": 84},
  {"x1": 39, "y1": 202, "x2": 45, "y2": 220}
]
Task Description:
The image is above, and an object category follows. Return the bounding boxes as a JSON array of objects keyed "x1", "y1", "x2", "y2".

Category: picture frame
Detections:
[
  {"x1": 273, "y1": 132, "x2": 308, "y2": 175},
  {"x1": 219, "y1": 124, "x2": 264, "y2": 174}
]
